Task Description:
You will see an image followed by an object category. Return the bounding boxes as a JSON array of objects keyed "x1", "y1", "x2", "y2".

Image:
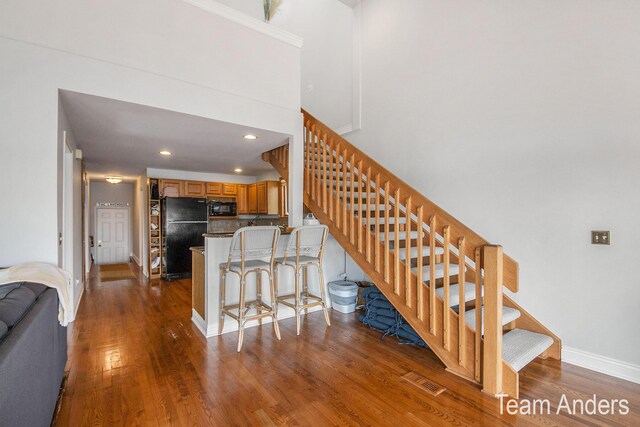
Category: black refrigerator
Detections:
[{"x1": 162, "y1": 197, "x2": 208, "y2": 280}]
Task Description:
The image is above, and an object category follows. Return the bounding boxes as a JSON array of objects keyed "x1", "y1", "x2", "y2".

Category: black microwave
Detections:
[{"x1": 209, "y1": 200, "x2": 237, "y2": 217}]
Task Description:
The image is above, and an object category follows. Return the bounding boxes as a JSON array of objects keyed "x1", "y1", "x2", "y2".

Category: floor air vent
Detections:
[{"x1": 401, "y1": 371, "x2": 446, "y2": 397}]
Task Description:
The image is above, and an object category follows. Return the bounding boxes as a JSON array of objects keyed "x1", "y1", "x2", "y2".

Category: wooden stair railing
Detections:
[{"x1": 262, "y1": 109, "x2": 561, "y2": 398}]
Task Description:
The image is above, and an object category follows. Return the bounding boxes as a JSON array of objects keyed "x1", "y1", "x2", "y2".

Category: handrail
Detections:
[
  {"x1": 302, "y1": 109, "x2": 519, "y2": 293},
  {"x1": 260, "y1": 110, "x2": 560, "y2": 398}
]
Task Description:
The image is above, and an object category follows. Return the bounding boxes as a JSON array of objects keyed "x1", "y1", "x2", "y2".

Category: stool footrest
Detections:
[
  {"x1": 240, "y1": 312, "x2": 276, "y2": 325},
  {"x1": 277, "y1": 299, "x2": 325, "y2": 311},
  {"x1": 277, "y1": 292, "x2": 323, "y2": 301}
]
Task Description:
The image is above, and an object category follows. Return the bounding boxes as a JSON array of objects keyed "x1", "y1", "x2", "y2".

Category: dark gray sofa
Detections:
[{"x1": 0, "y1": 282, "x2": 67, "y2": 427}]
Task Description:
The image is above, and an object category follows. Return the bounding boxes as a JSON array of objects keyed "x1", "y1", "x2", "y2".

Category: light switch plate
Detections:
[{"x1": 591, "y1": 230, "x2": 610, "y2": 245}]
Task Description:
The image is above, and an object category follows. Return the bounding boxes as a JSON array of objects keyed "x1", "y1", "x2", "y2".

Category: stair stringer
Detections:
[
  {"x1": 503, "y1": 295, "x2": 561, "y2": 360},
  {"x1": 304, "y1": 192, "x2": 479, "y2": 383}
]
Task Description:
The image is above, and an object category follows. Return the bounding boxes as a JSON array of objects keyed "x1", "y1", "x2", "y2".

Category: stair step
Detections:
[
  {"x1": 464, "y1": 307, "x2": 521, "y2": 334},
  {"x1": 337, "y1": 193, "x2": 378, "y2": 201},
  {"x1": 362, "y1": 216, "x2": 406, "y2": 225},
  {"x1": 334, "y1": 185, "x2": 367, "y2": 192},
  {"x1": 435, "y1": 282, "x2": 482, "y2": 307},
  {"x1": 347, "y1": 204, "x2": 390, "y2": 212},
  {"x1": 335, "y1": 190, "x2": 376, "y2": 196},
  {"x1": 398, "y1": 246, "x2": 445, "y2": 261},
  {"x1": 381, "y1": 231, "x2": 425, "y2": 241},
  {"x1": 412, "y1": 263, "x2": 461, "y2": 281},
  {"x1": 502, "y1": 329, "x2": 554, "y2": 371},
  {"x1": 321, "y1": 171, "x2": 352, "y2": 178}
]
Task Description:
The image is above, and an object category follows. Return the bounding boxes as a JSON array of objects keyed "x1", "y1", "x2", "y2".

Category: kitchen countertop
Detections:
[
  {"x1": 203, "y1": 228, "x2": 293, "y2": 239},
  {"x1": 190, "y1": 246, "x2": 205, "y2": 255}
]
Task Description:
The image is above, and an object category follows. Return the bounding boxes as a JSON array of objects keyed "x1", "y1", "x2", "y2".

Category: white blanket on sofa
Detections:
[{"x1": 0, "y1": 262, "x2": 73, "y2": 326}]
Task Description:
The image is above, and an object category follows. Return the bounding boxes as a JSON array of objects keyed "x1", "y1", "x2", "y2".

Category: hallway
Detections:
[{"x1": 54, "y1": 265, "x2": 640, "y2": 426}]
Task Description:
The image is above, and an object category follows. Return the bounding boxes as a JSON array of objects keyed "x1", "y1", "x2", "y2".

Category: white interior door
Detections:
[{"x1": 96, "y1": 208, "x2": 129, "y2": 264}]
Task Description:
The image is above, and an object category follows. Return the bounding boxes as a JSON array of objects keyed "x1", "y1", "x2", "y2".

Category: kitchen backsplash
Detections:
[{"x1": 208, "y1": 216, "x2": 288, "y2": 233}]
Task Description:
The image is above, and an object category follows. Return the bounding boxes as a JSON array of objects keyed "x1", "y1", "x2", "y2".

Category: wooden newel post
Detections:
[{"x1": 482, "y1": 245, "x2": 503, "y2": 396}]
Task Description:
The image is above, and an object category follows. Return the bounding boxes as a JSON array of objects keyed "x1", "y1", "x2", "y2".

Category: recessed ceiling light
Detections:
[
  {"x1": 159, "y1": 150, "x2": 172, "y2": 156},
  {"x1": 105, "y1": 176, "x2": 123, "y2": 184},
  {"x1": 243, "y1": 134, "x2": 257, "y2": 140},
  {"x1": 234, "y1": 168, "x2": 243, "y2": 173}
]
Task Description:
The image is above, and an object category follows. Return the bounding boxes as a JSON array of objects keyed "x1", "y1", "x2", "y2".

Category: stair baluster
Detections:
[
  {"x1": 417, "y1": 205, "x2": 425, "y2": 321},
  {"x1": 429, "y1": 215, "x2": 436, "y2": 334},
  {"x1": 443, "y1": 225, "x2": 451, "y2": 350},
  {"x1": 405, "y1": 196, "x2": 413, "y2": 308},
  {"x1": 366, "y1": 167, "x2": 372, "y2": 263},
  {"x1": 458, "y1": 237, "x2": 467, "y2": 367},
  {"x1": 262, "y1": 109, "x2": 561, "y2": 400}
]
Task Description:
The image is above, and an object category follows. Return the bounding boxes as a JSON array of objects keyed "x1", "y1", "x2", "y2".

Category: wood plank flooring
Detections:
[{"x1": 54, "y1": 264, "x2": 640, "y2": 426}]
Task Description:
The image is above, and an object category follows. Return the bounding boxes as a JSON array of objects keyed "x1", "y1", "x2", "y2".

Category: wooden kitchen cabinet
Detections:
[
  {"x1": 184, "y1": 181, "x2": 206, "y2": 197},
  {"x1": 247, "y1": 181, "x2": 281, "y2": 215},
  {"x1": 206, "y1": 182, "x2": 222, "y2": 197},
  {"x1": 256, "y1": 182, "x2": 267, "y2": 213},
  {"x1": 265, "y1": 181, "x2": 280, "y2": 215},
  {"x1": 247, "y1": 184, "x2": 258, "y2": 214},
  {"x1": 159, "y1": 179, "x2": 183, "y2": 197},
  {"x1": 236, "y1": 184, "x2": 248, "y2": 214},
  {"x1": 222, "y1": 183, "x2": 237, "y2": 196}
]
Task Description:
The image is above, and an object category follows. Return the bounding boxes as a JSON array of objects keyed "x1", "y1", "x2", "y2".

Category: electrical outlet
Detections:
[{"x1": 591, "y1": 230, "x2": 610, "y2": 245}]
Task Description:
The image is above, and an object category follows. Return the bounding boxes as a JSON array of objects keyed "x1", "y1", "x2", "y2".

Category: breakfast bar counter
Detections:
[{"x1": 192, "y1": 229, "x2": 339, "y2": 338}]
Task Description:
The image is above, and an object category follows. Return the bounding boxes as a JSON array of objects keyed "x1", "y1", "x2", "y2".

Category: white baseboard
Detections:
[
  {"x1": 192, "y1": 305, "x2": 325, "y2": 338},
  {"x1": 192, "y1": 309, "x2": 208, "y2": 336},
  {"x1": 72, "y1": 285, "x2": 85, "y2": 321},
  {"x1": 131, "y1": 253, "x2": 141, "y2": 267},
  {"x1": 563, "y1": 346, "x2": 640, "y2": 384}
]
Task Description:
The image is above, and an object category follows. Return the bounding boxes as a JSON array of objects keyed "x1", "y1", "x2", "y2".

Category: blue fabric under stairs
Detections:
[{"x1": 358, "y1": 286, "x2": 427, "y2": 348}]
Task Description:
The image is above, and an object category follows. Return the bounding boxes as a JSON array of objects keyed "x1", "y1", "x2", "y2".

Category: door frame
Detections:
[
  {"x1": 61, "y1": 133, "x2": 74, "y2": 277},
  {"x1": 94, "y1": 205, "x2": 131, "y2": 265}
]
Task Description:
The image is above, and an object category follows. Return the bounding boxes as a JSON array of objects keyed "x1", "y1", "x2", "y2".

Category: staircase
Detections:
[{"x1": 262, "y1": 109, "x2": 561, "y2": 398}]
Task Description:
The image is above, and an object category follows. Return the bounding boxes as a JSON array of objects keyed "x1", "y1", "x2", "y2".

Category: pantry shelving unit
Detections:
[{"x1": 148, "y1": 178, "x2": 162, "y2": 279}]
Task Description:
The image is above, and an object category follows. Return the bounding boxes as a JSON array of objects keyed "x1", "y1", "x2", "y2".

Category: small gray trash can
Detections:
[{"x1": 328, "y1": 280, "x2": 359, "y2": 313}]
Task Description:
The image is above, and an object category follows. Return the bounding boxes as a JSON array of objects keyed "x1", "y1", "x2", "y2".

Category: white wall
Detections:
[
  {"x1": 89, "y1": 182, "x2": 135, "y2": 261},
  {"x1": 216, "y1": 0, "x2": 356, "y2": 131},
  {"x1": 0, "y1": 0, "x2": 302, "y2": 268},
  {"x1": 255, "y1": 169, "x2": 282, "y2": 182},
  {"x1": 348, "y1": 0, "x2": 640, "y2": 367}
]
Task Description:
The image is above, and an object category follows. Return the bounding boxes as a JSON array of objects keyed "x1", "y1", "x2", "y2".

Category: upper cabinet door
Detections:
[
  {"x1": 206, "y1": 182, "x2": 222, "y2": 197},
  {"x1": 159, "y1": 179, "x2": 183, "y2": 197},
  {"x1": 247, "y1": 183, "x2": 258, "y2": 214},
  {"x1": 236, "y1": 185, "x2": 248, "y2": 214},
  {"x1": 183, "y1": 181, "x2": 206, "y2": 197},
  {"x1": 256, "y1": 181, "x2": 267, "y2": 214},
  {"x1": 222, "y1": 183, "x2": 237, "y2": 196}
]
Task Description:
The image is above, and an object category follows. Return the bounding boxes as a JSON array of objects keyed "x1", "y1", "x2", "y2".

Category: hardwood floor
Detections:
[{"x1": 54, "y1": 264, "x2": 640, "y2": 426}]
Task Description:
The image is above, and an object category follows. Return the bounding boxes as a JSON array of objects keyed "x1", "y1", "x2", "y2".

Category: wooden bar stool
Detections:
[
  {"x1": 219, "y1": 226, "x2": 281, "y2": 352},
  {"x1": 275, "y1": 225, "x2": 331, "y2": 335}
]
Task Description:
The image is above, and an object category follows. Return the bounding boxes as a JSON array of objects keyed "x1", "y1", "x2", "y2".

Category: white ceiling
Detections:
[{"x1": 60, "y1": 90, "x2": 289, "y2": 180}]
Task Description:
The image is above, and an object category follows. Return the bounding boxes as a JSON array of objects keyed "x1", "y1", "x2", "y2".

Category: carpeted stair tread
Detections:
[
  {"x1": 381, "y1": 230, "x2": 425, "y2": 241},
  {"x1": 412, "y1": 263, "x2": 461, "y2": 281},
  {"x1": 435, "y1": 282, "x2": 482, "y2": 307},
  {"x1": 502, "y1": 329, "x2": 553, "y2": 371},
  {"x1": 363, "y1": 216, "x2": 406, "y2": 224},
  {"x1": 464, "y1": 307, "x2": 521, "y2": 334},
  {"x1": 398, "y1": 246, "x2": 445, "y2": 261}
]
